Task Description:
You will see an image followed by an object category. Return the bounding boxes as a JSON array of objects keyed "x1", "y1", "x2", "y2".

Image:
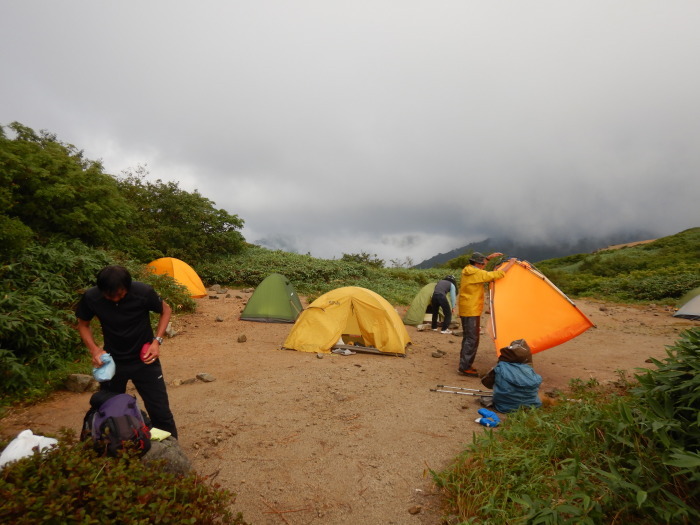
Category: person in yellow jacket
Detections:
[{"x1": 458, "y1": 251, "x2": 505, "y2": 376}]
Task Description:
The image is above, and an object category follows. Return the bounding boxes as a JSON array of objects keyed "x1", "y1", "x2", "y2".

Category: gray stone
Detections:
[
  {"x1": 65, "y1": 374, "x2": 98, "y2": 393},
  {"x1": 142, "y1": 437, "x2": 191, "y2": 475},
  {"x1": 196, "y1": 373, "x2": 216, "y2": 382}
]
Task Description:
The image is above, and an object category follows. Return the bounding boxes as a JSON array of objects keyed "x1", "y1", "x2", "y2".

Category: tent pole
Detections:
[
  {"x1": 430, "y1": 388, "x2": 485, "y2": 396},
  {"x1": 436, "y1": 384, "x2": 493, "y2": 393}
]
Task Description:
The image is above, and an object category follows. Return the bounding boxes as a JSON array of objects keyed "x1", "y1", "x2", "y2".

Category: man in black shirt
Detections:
[{"x1": 76, "y1": 265, "x2": 178, "y2": 438}]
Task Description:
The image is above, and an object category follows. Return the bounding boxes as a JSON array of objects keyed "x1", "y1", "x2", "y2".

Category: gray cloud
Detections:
[{"x1": 2, "y1": 1, "x2": 699, "y2": 264}]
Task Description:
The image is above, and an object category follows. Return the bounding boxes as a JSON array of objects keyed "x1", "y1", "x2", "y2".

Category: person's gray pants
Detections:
[{"x1": 459, "y1": 316, "x2": 480, "y2": 371}]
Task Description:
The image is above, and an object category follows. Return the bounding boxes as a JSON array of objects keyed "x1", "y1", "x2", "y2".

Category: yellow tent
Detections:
[
  {"x1": 283, "y1": 286, "x2": 411, "y2": 356},
  {"x1": 488, "y1": 260, "x2": 594, "y2": 354},
  {"x1": 147, "y1": 257, "x2": 207, "y2": 298}
]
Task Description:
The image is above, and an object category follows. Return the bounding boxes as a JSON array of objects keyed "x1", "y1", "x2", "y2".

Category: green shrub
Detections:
[
  {"x1": 432, "y1": 328, "x2": 700, "y2": 524},
  {"x1": 0, "y1": 430, "x2": 247, "y2": 524},
  {"x1": 0, "y1": 240, "x2": 111, "y2": 396}
]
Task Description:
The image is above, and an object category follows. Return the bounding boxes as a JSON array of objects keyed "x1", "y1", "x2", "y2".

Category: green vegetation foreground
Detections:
[{"x1": 433, "y1": 327, "x2": 700, "y2": 524}]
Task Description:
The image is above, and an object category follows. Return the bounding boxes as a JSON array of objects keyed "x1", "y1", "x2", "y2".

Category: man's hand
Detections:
[
  {"x1": 91, "y1": 350, "x2": 107, "y2": 368},
  {"x1": 143, "y1": 339, "x2": 161, "y2": 364}
]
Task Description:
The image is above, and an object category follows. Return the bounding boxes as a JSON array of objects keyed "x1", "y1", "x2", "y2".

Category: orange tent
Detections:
[
  {"x1": 488, "y1": 260, "x2": 594, "y2": 354},
  {"x1": 147, "y1": 257, "x2": 207, "y2": 298}
]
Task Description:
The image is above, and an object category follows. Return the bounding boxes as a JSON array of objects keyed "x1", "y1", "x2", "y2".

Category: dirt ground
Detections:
[{"x1": 1, "y1": 290, "x2": 695, "y2": 524}]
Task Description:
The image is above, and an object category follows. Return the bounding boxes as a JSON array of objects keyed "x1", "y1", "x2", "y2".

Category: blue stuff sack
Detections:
[
  {"x1": 475, "y1": 408, "x2": 501, "y2": 427},
  {"x1": 92, "y1": 353, "x2": 115, "y2": 382}
]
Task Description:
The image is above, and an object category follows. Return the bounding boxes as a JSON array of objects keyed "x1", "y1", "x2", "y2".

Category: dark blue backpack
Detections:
[{"x1": 81, "y1": 393, "x2": 151, "y2": 457}]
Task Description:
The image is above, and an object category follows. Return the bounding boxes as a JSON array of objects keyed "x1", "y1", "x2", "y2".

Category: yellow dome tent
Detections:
[
  {"x1": 147, "y1": 257, "x2": 207, "y2": 298},
  {"x1": 283, "y1": 286, "x2": 411, "y2": 356},
  {"x1": 488, "y1": 260, "x2": 594, "y2": 354}
]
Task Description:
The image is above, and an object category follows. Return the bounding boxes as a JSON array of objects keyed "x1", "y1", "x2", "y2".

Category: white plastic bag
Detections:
[
  {"x1": 0, "y1": 429, "x2": 58, "y2": 469},
  {"x1": 92, "y1": 353, "x2": 115, "y2": 382}
]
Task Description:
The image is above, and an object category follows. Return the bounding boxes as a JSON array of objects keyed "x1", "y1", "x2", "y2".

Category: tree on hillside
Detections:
[
  {"x1": 0, "y1": 122, "x2": 134, "y2": 259},
  {"x1": 117, "y1": 166, "x2": 245, "y2": 264}
]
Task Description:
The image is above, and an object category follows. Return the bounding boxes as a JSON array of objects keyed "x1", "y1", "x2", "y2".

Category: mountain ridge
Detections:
[{"x1": 413, "y1": 231, "x2": 657, "y2": 269}]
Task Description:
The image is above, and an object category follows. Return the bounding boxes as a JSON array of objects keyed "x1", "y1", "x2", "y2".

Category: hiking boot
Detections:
[
  {"x1": 441, "y1": 329, "x2": 452, "y2": 334},
  {"x1": 459, "y1": 368, "x2": 479, "y2": 377}
]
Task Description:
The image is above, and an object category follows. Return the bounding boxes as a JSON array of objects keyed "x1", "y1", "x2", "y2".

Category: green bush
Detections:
[
  {"x1": 0, "y1": 430, "x2": 247, "y2": 524},
  {"x1": 0, "y1": 240, "x2": 111, "y2": 396},
  {"x1": 432, "y1": 328, "x2": 700, "y2": 524}
]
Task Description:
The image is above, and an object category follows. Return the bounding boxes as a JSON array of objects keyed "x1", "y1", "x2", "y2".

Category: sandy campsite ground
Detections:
[{"x1": 1, "y1": 290, "x2": 695, "y2": 524}]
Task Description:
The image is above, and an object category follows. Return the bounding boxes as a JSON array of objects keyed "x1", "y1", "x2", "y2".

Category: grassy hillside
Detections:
[
  {"x1": 195, "y1": 247, "x2": 452, "y2": 305},
  {"x1": 536, "y1": 227, "x2": 699, "y2": 303}
]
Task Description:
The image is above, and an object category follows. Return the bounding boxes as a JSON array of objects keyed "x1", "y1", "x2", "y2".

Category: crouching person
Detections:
[{"x1": 481, "y1": 339, "x2": 542, "y2": 413}]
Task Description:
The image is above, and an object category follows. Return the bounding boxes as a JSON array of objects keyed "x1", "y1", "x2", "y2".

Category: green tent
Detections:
[
  {"x1": 403, "y1": 282, "x2": 452, "y2": 326},
  {"x1": 240, "y1": 273, "x2": 303, "y2": 323}
]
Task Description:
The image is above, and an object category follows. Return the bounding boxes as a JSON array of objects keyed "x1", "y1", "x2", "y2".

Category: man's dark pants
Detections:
[
  {"x1": 101, "y1": 359, "x2": 178, "y2": 438},
  {"x1": 459, "y1": 316, "x2": 480, "y2": 371},
  {"x1": 431, "y1": 293, "x2": 452, "y2": 331}
]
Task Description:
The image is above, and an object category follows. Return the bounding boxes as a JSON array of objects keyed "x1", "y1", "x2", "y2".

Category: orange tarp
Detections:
[
  {"x1": 147, "y1": 257, "x2": 207, "y2": 298},
  {"x1": 488, "y1": 260, "x2": 594, "y2": 354}
]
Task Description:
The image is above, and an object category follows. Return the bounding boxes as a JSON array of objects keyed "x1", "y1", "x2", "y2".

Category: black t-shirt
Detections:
[{"x1": 75, "y1": 281, "x2": 163, "y2": 362}]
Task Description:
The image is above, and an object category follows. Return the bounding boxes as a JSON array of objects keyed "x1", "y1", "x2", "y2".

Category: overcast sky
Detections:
[{"x1": 2, "y1": 1, "x2": 699, "y2": 264}]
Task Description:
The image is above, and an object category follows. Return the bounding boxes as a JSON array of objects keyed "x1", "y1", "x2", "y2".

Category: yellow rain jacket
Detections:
[{"x1": 458, "y1": 264, "x2": 505, "y2": 317}]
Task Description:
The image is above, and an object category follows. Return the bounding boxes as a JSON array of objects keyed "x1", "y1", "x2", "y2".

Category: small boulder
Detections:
[
  {"x1": 142, "y1": 437, "x2": 191, "y2": 476},
  {"x1": 65, "y1": 374, "x2": 98, "y2": 393}
]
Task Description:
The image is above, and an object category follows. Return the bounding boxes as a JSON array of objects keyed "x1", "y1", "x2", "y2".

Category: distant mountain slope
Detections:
[{"x1": 414, "y1": 231, "x2": 657, "y2": 269}]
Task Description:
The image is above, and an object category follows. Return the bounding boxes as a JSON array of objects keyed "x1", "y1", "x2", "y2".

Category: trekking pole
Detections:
[
  {"x1": 430, "y1": 388, "x2": 484, "y2": 396},
  {"x1": 436, "y1": 384, "x2": 493, "y2": 394}
]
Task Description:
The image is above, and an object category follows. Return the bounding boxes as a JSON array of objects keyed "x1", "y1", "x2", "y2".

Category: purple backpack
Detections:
[{"x1": 82, "y1": 393, "x2": 151, "y2": 457}]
